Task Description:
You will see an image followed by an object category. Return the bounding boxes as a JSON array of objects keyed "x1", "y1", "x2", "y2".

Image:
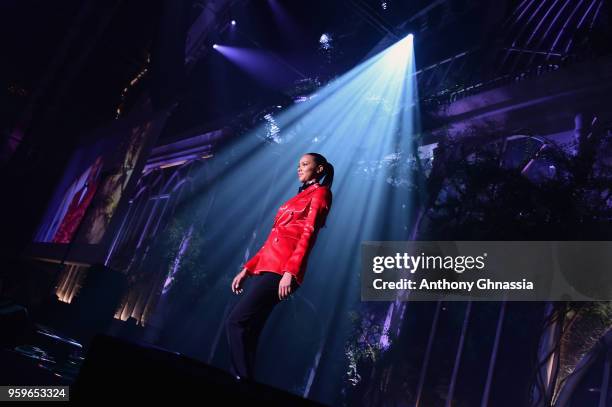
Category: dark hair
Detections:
[{"x1": 306, "y1": 152, "x2": 334, "y2": 190}]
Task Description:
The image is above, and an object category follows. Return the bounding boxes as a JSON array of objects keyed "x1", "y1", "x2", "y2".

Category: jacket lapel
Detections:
[{"x1": 273, "y1": 184, "x2": 320, "y2": 227}]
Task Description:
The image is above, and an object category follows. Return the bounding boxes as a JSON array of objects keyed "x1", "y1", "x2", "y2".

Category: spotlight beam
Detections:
[
  {"x1": 233, "y1": 29, "x2": 308, "y2": 79},
  {"x1": 169, "y1": 36, "x2": 420, "y2": 403}
]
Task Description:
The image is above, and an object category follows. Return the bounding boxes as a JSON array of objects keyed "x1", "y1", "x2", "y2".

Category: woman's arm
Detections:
[
  {"x1": 281, "y1": 188, "x2": 331, "y2": 280},
  {"x1": 232, "y1": 267, "x2": 249, "y2": 294}
]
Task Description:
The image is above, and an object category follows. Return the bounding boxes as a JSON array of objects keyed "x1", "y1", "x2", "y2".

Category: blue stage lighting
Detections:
[{"x1": 179, "y1": 35, "x2": 421, "y2": 398}]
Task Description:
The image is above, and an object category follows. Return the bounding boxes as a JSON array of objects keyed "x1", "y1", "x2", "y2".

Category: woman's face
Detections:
[{"x1": 297, "y1": 154, "x2": 323, "y2": 183}]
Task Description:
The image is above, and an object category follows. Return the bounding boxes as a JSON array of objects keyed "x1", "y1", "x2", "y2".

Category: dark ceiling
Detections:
[
  {"x1": 3, "y1": 0, "x2": 610, "y2": 151},
  {"x1": 2, "y1": 0, "x2": 520, "y2": 146}
]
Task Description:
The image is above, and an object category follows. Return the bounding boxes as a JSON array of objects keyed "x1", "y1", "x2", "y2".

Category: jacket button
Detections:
[{"x1": 274, "y1": 238, "x2": 279, "y2": 243}]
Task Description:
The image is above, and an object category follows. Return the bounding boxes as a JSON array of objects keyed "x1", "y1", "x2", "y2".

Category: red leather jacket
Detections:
[{"x1": 243, "y1": 183, "x2": 332, "y2": 285}]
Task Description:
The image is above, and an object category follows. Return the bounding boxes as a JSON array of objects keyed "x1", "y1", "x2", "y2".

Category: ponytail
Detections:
[
  {"x1": 306, "y1": 152, "x2": 334, "y2": 191},
  {"x1": 321, "y1": 162, "x2": 334, "y2": 189}
]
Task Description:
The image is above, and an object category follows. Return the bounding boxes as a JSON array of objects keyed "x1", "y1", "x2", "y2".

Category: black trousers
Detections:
[{"x1": 225, "y1": 271, "x2": 299, "y2": 380}]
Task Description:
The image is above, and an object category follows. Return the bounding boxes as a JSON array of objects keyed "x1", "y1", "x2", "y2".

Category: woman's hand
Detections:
[
  {"x1": 231, "y1": 268, "x2": 249, "y2": 294},
  {"x1": 278, "y1": 272, "x2": 295, "y2": 300}
]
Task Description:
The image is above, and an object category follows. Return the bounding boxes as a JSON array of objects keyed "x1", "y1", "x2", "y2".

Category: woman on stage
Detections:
[{"x1": 226, "y1": 152, "x2": 334, "y2": 381}]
